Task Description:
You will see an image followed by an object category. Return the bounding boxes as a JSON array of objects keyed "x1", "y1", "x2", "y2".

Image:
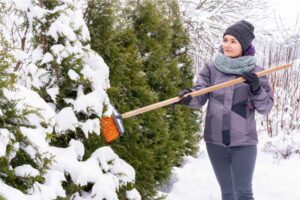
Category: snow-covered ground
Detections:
[
  {"x1": 0, "y1": 0, "x2": 299, "y2": 199},
  {"x1": 162, "y1": 139, "x2": 300, "y2": 200}
]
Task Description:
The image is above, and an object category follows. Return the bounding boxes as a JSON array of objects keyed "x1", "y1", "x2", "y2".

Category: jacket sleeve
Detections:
[
  {"x1": 250, "y1": 74, "x2": 274, "y2": 115},
  {"x1": 187, "y1": 64, "x2": 211, "y2": 109}
]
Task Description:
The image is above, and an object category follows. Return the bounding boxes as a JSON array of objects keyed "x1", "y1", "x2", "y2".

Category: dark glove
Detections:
[
  {"x1": 241, "y1": 72, "x2": 261, "y2": 94},
  {"x1": 176, "y1": 88, "x2": 193, "y2": 106}
]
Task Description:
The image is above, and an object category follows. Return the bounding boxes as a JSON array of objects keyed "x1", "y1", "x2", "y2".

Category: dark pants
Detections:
[{"x1": 206, "y1": 143, "x2": 257, "y2": 200}]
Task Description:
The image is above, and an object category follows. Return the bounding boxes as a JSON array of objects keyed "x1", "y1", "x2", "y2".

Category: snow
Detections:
[
  {"x1": 161, "y1": 140, "x2": 300, "y2": 200},
  {"x1": 126, "y1": 188, "x2": 142, "y2": 200},
  {"x1": 0, "y1": 180, "x2": 34, "y2": 200},
  {"x1": 13, "y1": 0, "x2": 32, "y2": 11},
  {"x1": 55, "y1": 107, "x2": 78, "y2": 133},
  {"x1": 269, "y1": 0, "x2": 300, "y2": 29},
  {"x1": 0, "y1": 0, "x2": 299, "y2": 199},
  {"x1": 0, "y1": 1, "x2": 139, "y2": 199},
  {"x1": 30, "y1": 6, "x2": 48, "y2": 21},
  {"x1": 48, "y1": 143, "x2": 136, "y2": 199},
  {"x1": 73, "y1": 91, "x2": 105, "y2": 115},
  {"x1": 50, "y1": 44, "x2": 65, "y2": 63},
  {"x1": 47, "y1": 16, "x2": 77, "y2": 42},
  {"x1": 31, "y1": 46, "x2": 44, "y2": 63},
  {"x1": 0, "y1": 129, "x2": 15, "y2": 157},
  {"x1": 80, "y1": 118, "x2": 100, "y2": 137},
  {"x1": 26, "y1": 63, "x2": 50, "y2": 89},
  {"x1": 68, "y1": 69, "x2": 80, "y2": 80},
  {"x1": 14, "y1": 164, "x2": 40, "y2": 177},
  {"x1": 82, "y1": 50, "x2": 110, "y2": 92},
  {"x1": 0, "y1": 103, "x2": 138, "y2": 199},
  {"x1": 4, "y1": 85, "x2": 56, "y2": 129},
  {"x1": 12, "y1": 49, "x2": 28, "y2": 62},
  {"x1": 20, "y1": 127, "x2": 50, "y2": 157},
  {"x1": 40, "y1": 52, "x2": 54, "y2": 65},
  {"x1": 46, "y1": 87, "x2": 59, "y2": 103}
]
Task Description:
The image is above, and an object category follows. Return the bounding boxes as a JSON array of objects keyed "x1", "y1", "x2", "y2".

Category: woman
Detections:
[{"x1": 178, "y1": 20, "x2": 274, "y2": 200}]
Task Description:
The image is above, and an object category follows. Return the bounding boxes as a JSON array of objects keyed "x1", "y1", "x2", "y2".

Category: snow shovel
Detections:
[{"x1": 100, "y1": 63, "x2": 292, "y2": 142}]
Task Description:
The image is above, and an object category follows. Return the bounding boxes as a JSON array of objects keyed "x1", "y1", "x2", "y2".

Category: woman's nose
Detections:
[{"x1": 223, "y1": 42, "x2": 230, "y2": 48}]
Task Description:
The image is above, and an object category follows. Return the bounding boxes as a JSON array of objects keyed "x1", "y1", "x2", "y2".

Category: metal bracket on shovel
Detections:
[{"x1": 111, "y1": 106, "x2": 125, "y2": 136}]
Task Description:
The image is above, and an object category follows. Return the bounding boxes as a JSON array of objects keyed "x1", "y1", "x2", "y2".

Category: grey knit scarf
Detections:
[{"x1": 213, "y1": 52, "x2": 257, "y2": 75}]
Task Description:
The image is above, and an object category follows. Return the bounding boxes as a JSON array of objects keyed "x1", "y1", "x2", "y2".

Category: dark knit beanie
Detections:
[{"x1": 223, "y1": 20, "x2": 255, "y2": 54}]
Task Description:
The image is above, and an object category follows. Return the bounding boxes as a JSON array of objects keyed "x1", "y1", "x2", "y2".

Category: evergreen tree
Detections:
[
  {"x1": 166, "y1": 0, "x2": 201, "y2": 158},
  {"x1": 27, "y1": 0, "x2": 106, "y2": 154},
  {"x1": 86, "y1": 0, "x2": 200, "y2": 199},
  {"x1": 0, "y1": 30, "x2": 48, "y2": 193},
  {"x1": 132, "y1": 0, "x2": 200, "y2": 164},
  {"x1": 0, "y1": 1, "x2": 139, "y2": 199},
  {"x1": 86, "y1": 1, "x2": 168, "y2": 198},
  {"x1": 20, "y1": 0, "x2": 138, "y2": 198}
]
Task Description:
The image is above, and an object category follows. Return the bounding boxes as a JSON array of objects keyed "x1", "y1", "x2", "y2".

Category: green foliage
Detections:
[
  {"x1": 0, "y1": 30, "x2": 50, "y2": 193},
  {"x1": 0, "y1": 156, "x2": 45, "y2": 192},
  {"x1": 0, "y1": 194, "x2": 6, "y2": 200},
  {"x1": 86, "y1": 0, "x2": 200, "y2": 199},
  {"x1": 0, "y1": 106, "x2": 49, "y2": 193},
  {"x1": 30, "y1": 0, "x2": 93, "y2": 147},
  {"x1": 28, "y1": 0, "x2": 118, "y2": 197},
  {"x1": 0, "y1": 34, "x2": 16, "y2": 90},
  {"x1": 60, "y1": 174, "x2": 84, "y2": 200}
]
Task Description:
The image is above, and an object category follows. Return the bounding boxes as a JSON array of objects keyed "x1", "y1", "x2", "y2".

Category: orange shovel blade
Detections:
[{"x1": 100, "y1": 117, "x2": 120, "y2": 142}]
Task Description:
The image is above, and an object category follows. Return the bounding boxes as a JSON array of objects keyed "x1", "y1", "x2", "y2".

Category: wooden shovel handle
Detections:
[{"x1": 121, "y1": 63, "x2": 292, "y2": 119}]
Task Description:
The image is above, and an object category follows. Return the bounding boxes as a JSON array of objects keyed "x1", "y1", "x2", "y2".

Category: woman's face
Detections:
[{"x1": 222, "y1": 35, "x2": 243, "y2": 58}]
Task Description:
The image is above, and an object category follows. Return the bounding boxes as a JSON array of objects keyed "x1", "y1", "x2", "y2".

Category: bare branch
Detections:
[{"x1": 179, "y1": 0, "x2": 269, "y2": 72}]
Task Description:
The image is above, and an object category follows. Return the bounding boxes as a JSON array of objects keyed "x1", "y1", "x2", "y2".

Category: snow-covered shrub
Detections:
[
  {"x1": 0, "y1": 0, "x2": 141, "y2": 199},
  {"x1": 255, "y1": 40, "x2": 300, "y2": 159},
  {"x1": 261, "y1": 130, "x2": 300, "y2": 160}
]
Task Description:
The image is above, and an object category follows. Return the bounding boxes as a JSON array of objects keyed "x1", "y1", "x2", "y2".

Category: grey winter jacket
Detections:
[{"x1": 188, "y1": 63, "x2": 273, "y2": 147}]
